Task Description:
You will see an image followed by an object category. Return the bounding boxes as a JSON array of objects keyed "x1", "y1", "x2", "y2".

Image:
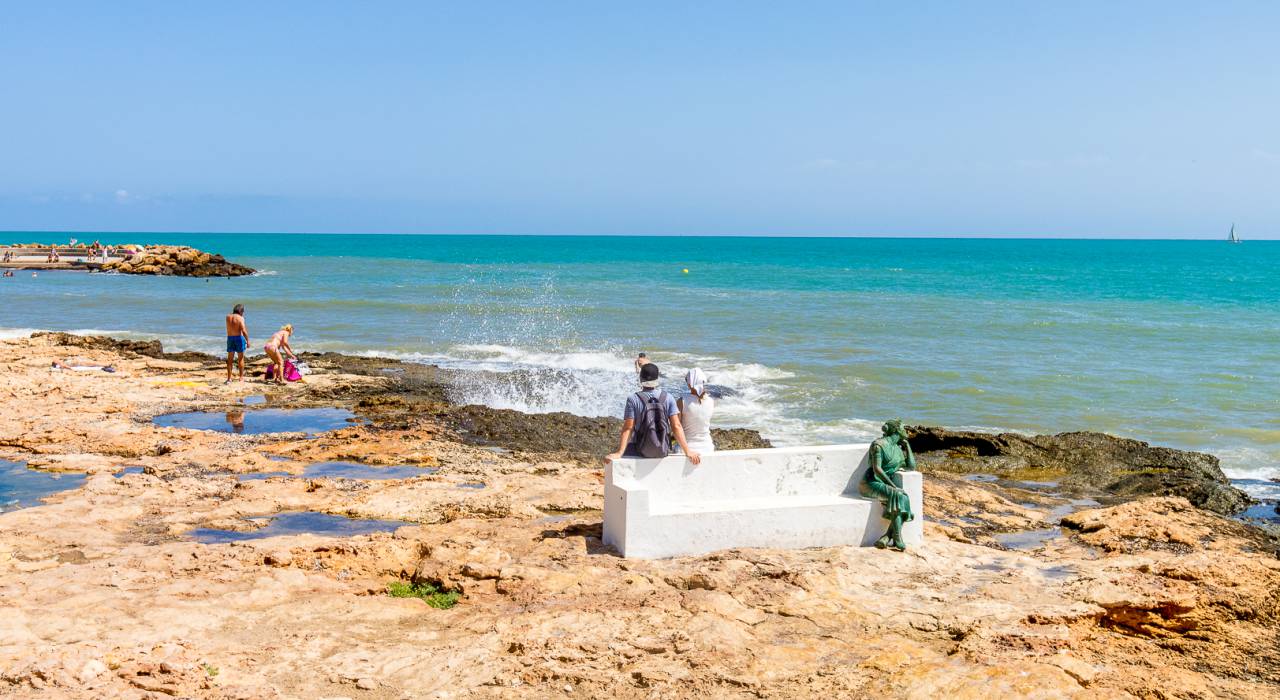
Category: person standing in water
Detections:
[
  {"x1": 263, "y1": 324, "x2": 297, "y2": 385},
  {"x1": 225, "y1": 304, "x2": 250, "y2": 384}
]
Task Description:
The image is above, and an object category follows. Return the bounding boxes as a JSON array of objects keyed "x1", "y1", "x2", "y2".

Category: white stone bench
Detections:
[{"x1": 603, "y1": 444, "x2": 923, "y2": 559}]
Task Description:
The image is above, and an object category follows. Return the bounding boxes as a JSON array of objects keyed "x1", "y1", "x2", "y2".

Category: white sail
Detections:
[{"x1": 1229, "y1": 224, "x2": 1240, "y2": 243}]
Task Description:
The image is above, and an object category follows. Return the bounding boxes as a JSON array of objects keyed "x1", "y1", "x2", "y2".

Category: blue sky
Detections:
[{"x1": 2, "y1": 2, "x2": 1277, "y2": 237}]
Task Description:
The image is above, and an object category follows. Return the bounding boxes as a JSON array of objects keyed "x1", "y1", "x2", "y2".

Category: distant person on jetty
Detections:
[
  {"x1": 606, "y1": 363, "x2": 701, "y2": 465},
  {"x1": 677, "y1": 368, "x2": 715, "y2": 454},
  {"x1": 263, "y1": 324, "x2": 297, "y2": 385},
  {"x1": 225, "y1": 304, "x2": 250, "y2": 384}
]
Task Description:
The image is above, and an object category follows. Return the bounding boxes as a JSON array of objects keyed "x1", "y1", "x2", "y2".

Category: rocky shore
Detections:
[
  {"x1": 1, "y1": 333, "x2": 1277, "y2": 698},
  {"x1": 0, "y1": 243, "x2": 254, "y2": 276}
]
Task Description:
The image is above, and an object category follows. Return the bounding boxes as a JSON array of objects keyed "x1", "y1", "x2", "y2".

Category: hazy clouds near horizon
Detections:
[{"x1": 2, "y1": 2, "x2": 1277, "y2": 238}]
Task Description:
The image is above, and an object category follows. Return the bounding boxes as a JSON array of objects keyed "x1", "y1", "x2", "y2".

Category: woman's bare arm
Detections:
[{"x1": 670, "y1": 415, "x2": 701, "y2": 465}]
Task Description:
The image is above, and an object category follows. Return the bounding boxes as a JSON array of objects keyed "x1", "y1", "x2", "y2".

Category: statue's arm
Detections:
[
  {"x1": 902, "y1": 438, "x2": 916, "y2": 471},
  {"x1": 869, "y1": 442, "x2": 891, "y2": 483}
]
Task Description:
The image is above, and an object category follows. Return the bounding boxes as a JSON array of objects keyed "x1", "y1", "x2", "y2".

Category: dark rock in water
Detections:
[
  {"x1": 908, "y1": 426, "x2": 1250, "y2": 516},
  {"x1": 705, "y1": 384, "x2": 738, "y2": 399},
  {"x1": 710, "y1": 428, "x2": 773, "y2": 451},
  {"x1": 445, "y1": 404, "x2": 770, "y2": 459}
]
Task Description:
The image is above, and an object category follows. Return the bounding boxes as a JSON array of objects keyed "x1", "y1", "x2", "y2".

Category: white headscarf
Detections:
[{"x1": 685, "y1": 368, "x2": 708, "y2": 400}]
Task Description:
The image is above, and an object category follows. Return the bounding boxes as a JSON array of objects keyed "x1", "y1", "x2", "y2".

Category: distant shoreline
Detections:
[
  {"x1": 0, "y1": 243, "x2": 254, "y2": 277},
  {"x1": 0, "y1": 230, "x2": 1272, "y2": 242}
]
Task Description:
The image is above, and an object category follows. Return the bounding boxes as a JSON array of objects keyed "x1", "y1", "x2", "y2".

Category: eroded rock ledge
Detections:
[{"x1": 909, "y1": 426, "x2": 1250, "y2": 515}]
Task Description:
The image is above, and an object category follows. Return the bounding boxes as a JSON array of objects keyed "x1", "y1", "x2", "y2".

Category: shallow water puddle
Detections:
[
  {"x1": 1041, "y1": 564, "x2": 1079, "y2": 580},
  {"x1": 237, "y1": 471, "x2": 293, "y2": 481},
  {"x1": 241, "y1": 394, "x2": 268, "y2": 405},
  {"x1": 1231, "y1": 478, "x2": 1280, "y2": 524},
  {"x1": 189, "y1": 511, "x2": 410, "y2": 543},
  {"x1": 304, "y1": 461, "x2": 438, "y2": 480},
  {"x1": 0, "y1": 460, "x2": 87, "y2": 512},
  {"x1": 238, "y1": 461, "x2": 439, "y2": 481},
  {"x1": 994, "y1": 528, "x2": 1062, "y2": 551},
  {"x1": 1236, "y1": 502, "x2": 1280, "y2": 522},
  {"x1": 458, "y1": 481, "x2": 486, "y2": 490},
  {"x1": 1048, "y1": 498, "x2": 1100, "y2": 520},
  {"x1": 113, "y1": 466, "x2": 145, "y2": 478},
  {"x1": 1014, "y1": 480, "x2": 1061, "y2": 490},
  {"x1": 153, "y1": 407, "x2": 357, "y2": 435}
]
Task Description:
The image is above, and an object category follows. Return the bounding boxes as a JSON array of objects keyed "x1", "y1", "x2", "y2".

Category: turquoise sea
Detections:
[{"x1": 2, "y1": 233, "x2": 1277, "y2": 490}]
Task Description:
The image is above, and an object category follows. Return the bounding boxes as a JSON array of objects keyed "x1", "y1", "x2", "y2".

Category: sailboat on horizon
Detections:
[{"x1": 1228, "y1": 223, "x2": 1241, "y2": 244}]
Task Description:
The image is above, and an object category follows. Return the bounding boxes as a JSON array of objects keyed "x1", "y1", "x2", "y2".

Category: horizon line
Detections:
[{"x1": 0, "y1": 229, "x2": 1268, "y2": 242}]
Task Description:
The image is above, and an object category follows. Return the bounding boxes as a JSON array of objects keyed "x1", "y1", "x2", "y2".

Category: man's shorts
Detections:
[{"x1": 226, "y1": 335, "x2": 247, "y2": 353}]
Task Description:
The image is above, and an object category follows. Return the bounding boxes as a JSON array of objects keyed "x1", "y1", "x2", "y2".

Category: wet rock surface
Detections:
[
  {"x1": 445, "y1": 405, "x2": 771, "y2": 459},
  {"x1": 2, "y1": 332, "x2": 1278, "y2": 698},
  {"x1": 909, "y1": 426, "x2": 1250, "y2": 515}
]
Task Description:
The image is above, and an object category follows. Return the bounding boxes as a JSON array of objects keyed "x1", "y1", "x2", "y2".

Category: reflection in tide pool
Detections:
[
  {"x1": 0, "y1": 460, "x2": 87, "y2": 512},
  {"x1": 303, "y1": 461, "x2": 438, "y2": 479},
  {"x1": 189, "y1": 511, "x2": 410, "y2": 543},
  {"x1": 153, "y1": 407, "x2": 357, "y2": 435},
  {"x1": 994, "y1": 528, "x2": 1062, "y2": 551},
  {"x1": 238, "y1": 461, "x2": 439, "y2": 481}
]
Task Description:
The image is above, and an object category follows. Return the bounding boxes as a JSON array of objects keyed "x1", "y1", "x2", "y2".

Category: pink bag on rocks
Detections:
[{"x1": 263, "y1": 359, "x2": 303, "y2": 382}]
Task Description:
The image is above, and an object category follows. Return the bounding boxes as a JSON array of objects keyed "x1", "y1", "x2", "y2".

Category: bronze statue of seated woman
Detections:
[{"x1": 860, "y1": 419, "x2": 915, "y2": 551}]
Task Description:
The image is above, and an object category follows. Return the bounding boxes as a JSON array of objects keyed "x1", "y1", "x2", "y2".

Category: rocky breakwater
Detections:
[{"x1": 100, "y1": 245, "x2": 254, "y2": 277}]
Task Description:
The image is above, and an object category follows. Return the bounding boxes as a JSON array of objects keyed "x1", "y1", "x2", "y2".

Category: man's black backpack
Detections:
[{"x1": 632, "y1": 390, "x2": 672, "y2": 458}]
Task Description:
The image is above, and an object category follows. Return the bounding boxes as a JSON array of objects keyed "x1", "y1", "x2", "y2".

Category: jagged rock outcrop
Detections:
[
  {"x1": 30, "y1": 332, "x2": 213, "y2": 363},
  {"x1": 32, "y1": 332, "x2": 165, "y2": 358},
  {"x1": 100, "y1": 245, "x2": 254, "y2": 277},
  {"x1": 908, "y1": 426, "x2": 1250, "y2": 515},
  {"x1": 445, "y1": 405, "x2": 772, "y2": 458}
]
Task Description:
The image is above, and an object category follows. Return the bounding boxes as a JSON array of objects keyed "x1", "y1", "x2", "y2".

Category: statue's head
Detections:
[{"x1": 881, "y1": 419, "x2": 905, "y2": 438}]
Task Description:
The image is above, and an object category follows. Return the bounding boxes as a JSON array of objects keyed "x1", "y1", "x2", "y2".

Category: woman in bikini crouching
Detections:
[{"x1": 263, "y1": 324, "x2": 297, "y2": 385}]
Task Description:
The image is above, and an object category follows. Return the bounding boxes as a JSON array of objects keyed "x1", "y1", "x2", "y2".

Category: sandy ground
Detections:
[{"x1": 0, "y1": 333, "x2": 1277, "y2": 699}]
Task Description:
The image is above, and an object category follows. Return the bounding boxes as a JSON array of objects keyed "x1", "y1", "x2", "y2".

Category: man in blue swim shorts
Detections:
[{"x1": 225, "y1": 304, "x2": 249, "y2": 384}]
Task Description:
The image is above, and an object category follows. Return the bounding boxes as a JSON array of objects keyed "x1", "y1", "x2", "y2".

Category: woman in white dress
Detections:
[{"x1": 677, "y1": 368, "x2": 715, "y2": 454}]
